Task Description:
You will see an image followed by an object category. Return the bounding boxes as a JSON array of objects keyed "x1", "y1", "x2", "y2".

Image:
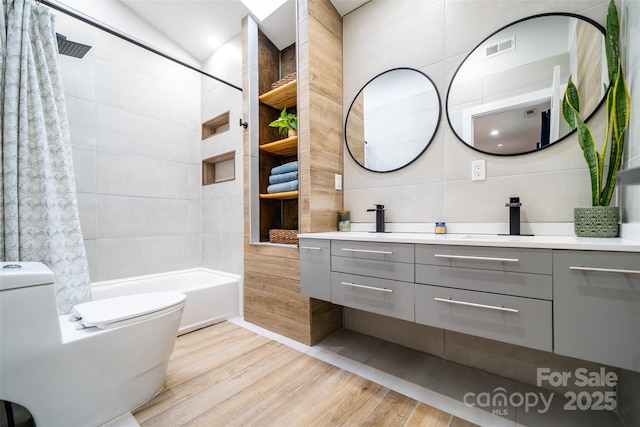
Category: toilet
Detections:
[{"x1": 0, "y1": 262, "x2": 186, "y2": 427}]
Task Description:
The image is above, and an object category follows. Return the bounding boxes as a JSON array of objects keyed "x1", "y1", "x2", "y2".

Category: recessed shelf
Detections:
[
  {"x1": 259, "y1": 136, "x2": 298, "y2": 157},
  {"x1": 202, "y1": 151, "x2": 235, "y2": 185},
  {"x1": 202, "y1": 112, "x2": 230, "y2": 139},
  {"x1": 259, "y1": 80, "x2": 297, "y2": 110},
  {"x1": 259, "y1": 190, "x2": 298, "y2": 200}
]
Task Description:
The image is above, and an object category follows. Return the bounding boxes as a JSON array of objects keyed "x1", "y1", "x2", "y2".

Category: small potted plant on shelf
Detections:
[
  {"x1": 562, "y1": 0, "x2": 630, "y2": 237},
  {"x1": 269, "y1": 107, "x2": 297, "y2": 138}
]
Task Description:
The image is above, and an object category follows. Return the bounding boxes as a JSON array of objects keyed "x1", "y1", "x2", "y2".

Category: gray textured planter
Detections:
[{"x1": 574, "y1": 206, "x2": 619, "y2": 237}]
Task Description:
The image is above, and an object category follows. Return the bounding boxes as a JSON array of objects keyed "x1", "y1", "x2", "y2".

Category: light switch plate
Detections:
[{"x1": 335, "y1": 174, "x2": 343, "y2": 190}]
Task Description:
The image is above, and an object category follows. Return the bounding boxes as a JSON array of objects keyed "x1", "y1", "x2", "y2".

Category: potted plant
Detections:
[
  {"x1": 269, "y1": 107, "x2": 297, "y2": 138},
  {"x1": 562, "y1": 0, "x2": 630, "y2": 237}
]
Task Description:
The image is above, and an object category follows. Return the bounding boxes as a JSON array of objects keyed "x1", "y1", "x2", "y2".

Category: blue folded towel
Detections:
[
  {"x1": 269, "y1": 171, "x2": 298, "y2": 185},
  {"x1": 271, "y1": 161, "x2": 298, "y2": 175},
  {"x1": 267, "y1": 179, "x2": 298, "y2": 194}
]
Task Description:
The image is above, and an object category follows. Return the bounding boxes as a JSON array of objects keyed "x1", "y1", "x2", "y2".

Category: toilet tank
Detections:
[
  {"x1": 1, "y1": 262, "x2": 55, "y2": 290},
  {"x1": 0, "y1": 262, "x2": 62, "y2": 351}
]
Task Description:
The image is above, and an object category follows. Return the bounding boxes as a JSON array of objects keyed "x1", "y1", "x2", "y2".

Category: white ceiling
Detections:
[{"x1": 119, "y1": 0, "x2": 369, "y2": 62}]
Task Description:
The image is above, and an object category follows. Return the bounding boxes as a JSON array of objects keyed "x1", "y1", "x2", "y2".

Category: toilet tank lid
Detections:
[
  {"x1": 0, "y1": 262, "x2": 55, "y2": 291},
  {"x1": 72, "y1": 292, "x2": 186, "y2": 327}
]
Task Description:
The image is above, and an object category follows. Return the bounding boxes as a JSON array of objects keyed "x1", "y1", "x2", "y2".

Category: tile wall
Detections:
[
  {"x1": 342, "y1": 1, "x2": 640, "y2": 425},
  {"x1": 57, "y1": 6, "x2": 202, "y2": 281},
  {"x1": 200, "y1": 35, "x2": 245, "y2": 275},
  {"x1": 342, "y1": 0, "x2": 639, "y2": 234}
]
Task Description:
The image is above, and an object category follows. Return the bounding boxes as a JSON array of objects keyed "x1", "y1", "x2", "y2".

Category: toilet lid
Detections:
[{"x1": 72, "y1": 292, "x2": 186, "y2": 330}]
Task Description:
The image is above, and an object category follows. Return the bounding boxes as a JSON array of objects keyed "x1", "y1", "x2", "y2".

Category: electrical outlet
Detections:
[
  {"x1": 472, "y1": 160, "x2": 486, "y2": 181},
  {"x1": 335, "y1": 174, "x2": 343, "y2": 190}
]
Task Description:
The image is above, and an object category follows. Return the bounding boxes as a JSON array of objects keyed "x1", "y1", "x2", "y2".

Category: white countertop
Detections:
[{"x1": 297, "y1": 231, "x2": 640, "y2": 252}]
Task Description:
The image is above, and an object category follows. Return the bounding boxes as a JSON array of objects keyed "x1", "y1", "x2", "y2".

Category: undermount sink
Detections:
[{"x1": 461, "y1": 234, "x2": 531, "y2": 241}]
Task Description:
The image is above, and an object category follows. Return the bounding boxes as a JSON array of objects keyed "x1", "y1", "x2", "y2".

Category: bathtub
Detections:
[{"x1": 91, "y1": 268, "x2": 242, "y2": 335}]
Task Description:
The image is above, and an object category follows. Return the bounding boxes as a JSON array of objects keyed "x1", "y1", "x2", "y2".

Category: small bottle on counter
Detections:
[
  {"x1": 435, "y1": 222, "x2": 446, "y2": 234},
  {"x1": 338, "y1": 210, "x2": 351, "y2": 232}
]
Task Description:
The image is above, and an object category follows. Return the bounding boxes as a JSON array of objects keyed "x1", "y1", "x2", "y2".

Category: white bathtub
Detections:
[{"x1": 91, "y1": 268, "x2": 242, "y2": 335}]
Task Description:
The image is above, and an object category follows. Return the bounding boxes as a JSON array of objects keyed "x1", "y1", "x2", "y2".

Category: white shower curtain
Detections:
[{"x1": 1, "y1": 0, "x2": 92, "y2": 313}]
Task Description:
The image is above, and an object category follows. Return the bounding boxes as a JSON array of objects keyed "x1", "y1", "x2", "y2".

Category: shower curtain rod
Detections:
[{"x1": 39, "y1": 0, "x2": 242, "y2": 92}]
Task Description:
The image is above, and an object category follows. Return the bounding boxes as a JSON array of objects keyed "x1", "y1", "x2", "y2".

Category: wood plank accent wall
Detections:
[
  {"x1": 242, "y1": 3, "x2": 344, "y2": 346},
  {"x1": 298, "y1": 0, "x2": 344, "y2": 234},
  {"x1": 297, "y1": 0, "x2": 344, "y2": 344}
]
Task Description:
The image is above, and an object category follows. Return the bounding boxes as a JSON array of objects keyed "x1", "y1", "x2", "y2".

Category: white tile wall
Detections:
[
  {"x1": 58, "y1": 12, "x2": 202, "y2": 281},
  {"x1": 199, "y1": 36, "x2": 244, "y2": 276},
  {"x1": 343, "y1": 0, "x2": 621, "y2": 229}
]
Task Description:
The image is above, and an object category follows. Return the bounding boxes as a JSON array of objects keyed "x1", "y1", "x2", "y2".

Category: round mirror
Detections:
[
  {"x1": 446, "y1": 13, "x2": 607, "y2": 155},
  {"x1": 345, "y1": 68, "x2": 441, "y2": 172}
]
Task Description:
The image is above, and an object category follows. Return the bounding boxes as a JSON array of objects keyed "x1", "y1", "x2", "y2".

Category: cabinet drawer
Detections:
[
  {"x1": 553, "y1": 250, "x2": 640, "y2": 372},
  {"x1": 416, "y1": 264, "x2": 552, "y2": 300},
  {"x1": 299, "y1": 238, "x2": 331, "y2": 301},
  {"x1": 331, "y1": 240, "x2": 414, "y2": 263},
  {"x1": 332, "y1": 256, "x2": 414, "y2": 283},
  {"x1": 415, "y1": 284, "x2": 552, "y2": 351},
  {"x1": 416, "y1": 245, "x2": 552, "y2": 274},
  {"x1": 331, "y1": 272, "x2": 414, "y2": 322}
]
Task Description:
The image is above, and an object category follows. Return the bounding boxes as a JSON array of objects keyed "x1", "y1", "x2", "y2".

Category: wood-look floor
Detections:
[{"x1": 134, "y1": 322, "x2": 477, "y2": 427}]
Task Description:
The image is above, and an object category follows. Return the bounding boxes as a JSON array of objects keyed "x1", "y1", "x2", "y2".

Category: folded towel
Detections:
[
  {"x1": 269, "y1": 171, "x2": 298, "y2": 185},
  {"x1": 271, "y1": 161, "x2": 298, "y2": 175},
  {"x1": 267, "y1": 180, "x2": 298, "y2": 194}
]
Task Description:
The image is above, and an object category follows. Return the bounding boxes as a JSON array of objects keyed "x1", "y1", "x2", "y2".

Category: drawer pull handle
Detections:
[
  {"x1": 341, "y1": 248, "x2": 394, "y2": 255},
  {"x1": 434, "y1": 297, "x2": 519, "y2": 313},
  {"x1": 341, "y1": 281, "x2": 393, "y2": 293},
  {"x1": 434, "y1": 254, "x2": 519, "y2": 263},
  {"x1": 570, "y1": 266, "x2": 640, "y2": 275},
  {"x1": 300, "y1": 246, "x2": 322, "y2": 251}
]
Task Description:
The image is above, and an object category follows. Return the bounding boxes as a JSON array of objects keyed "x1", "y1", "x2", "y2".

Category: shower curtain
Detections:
[{"x1": 1, "y1": 0, "x2": 92, "y2": 313}]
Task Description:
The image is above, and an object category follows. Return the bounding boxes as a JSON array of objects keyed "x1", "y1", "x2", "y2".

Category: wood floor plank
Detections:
[
  {"x1": 164, "y1": 328, "x2": 272, "y2": 389},
  {"x1": 309, "y1": 377, "x2": 388, "y2": 427},
  {"x1": 184, "y1": 356, "x2": 333, "y2": 427},
  {"x1": 135, "y1": 341, "x2": 297, "y2": 424},
  {"x1": 135, "y1": 322, "x2": 478, "y2": 427},
  {"x1": 359, "y1": 389, "x2": 419, "y2": 427},
  {"x1": 405, "y1": 402, "x2": 453, "y2": 427}
]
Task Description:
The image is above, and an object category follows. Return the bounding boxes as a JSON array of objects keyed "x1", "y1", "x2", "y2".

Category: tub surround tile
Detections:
[
  {"x1": 96, "y1": 236, "x2": 190, "y2": 281},
  {"x1": 96, "y1": 105, "x2": 190, "y2": 164},
  {"x1": 96, "y1": 195, "x2": 189, "y2": 238},
  {"x1": 76, "y1": 193, "x2": 97, "y2": 240},
  {"x1": 95, "y1": 150, "x2": 188, "y2": 199},
  {"x1": 66, "y1": 96, "x2": 97, "y2": 148},
  {"x1": 71, "y1": 145, "x2": 96, "y2": 194}
]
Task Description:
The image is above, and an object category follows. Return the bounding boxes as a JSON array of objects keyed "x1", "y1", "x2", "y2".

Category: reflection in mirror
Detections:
[
  {"x1": 345, "y1": 68, "x2": 441, "y2": 172},
  {"x1": 446, "y1": 14, "x2": 607, "y2": 155}
]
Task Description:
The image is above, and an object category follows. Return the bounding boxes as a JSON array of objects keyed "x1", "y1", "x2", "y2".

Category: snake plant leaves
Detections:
[{"x1": 562, "y1": 0, "x2": 630, "y2": 208}]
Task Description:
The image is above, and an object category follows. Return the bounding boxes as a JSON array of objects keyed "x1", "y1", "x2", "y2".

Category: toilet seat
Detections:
[{"x1": 72, "y1": 292, "x2": 186, "y2": 330}]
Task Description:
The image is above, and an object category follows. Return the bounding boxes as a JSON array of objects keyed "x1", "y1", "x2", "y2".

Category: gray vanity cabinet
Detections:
[
  {"x1": 553, "y1": 250, "x2": 640, "y2": 372},
  {"x1": 298, "y1": 235, "x2": 640, "y2": 370},
  {"x1": 299, "y1": 238, "x2": 331, "y2": 300},
  {"x1": 415, "y1": 245, "x2": 553, "y2": 351},
  {"x1": 415, "y1": 245, "x2": 552, "y2": 300},
  {"x1": 330, "y1": 240, "x2": 415, "y2": 321}
]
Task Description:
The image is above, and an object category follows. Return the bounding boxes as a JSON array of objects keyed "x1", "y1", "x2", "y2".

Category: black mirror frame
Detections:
[
  {"x1": 344, "y1": 67, "x2": 442, "y2": 173},
  {"x1": 445, "y1": 12, "x2": 607, "y2": 157}
]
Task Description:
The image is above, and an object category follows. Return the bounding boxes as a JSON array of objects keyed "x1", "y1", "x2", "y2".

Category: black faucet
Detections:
[
  {"x1": 367, "y1": 204, "x2": 385, "y2": 233},
  {"x1": 505, "y1": 197, "x2": 522, "y2": 235}
]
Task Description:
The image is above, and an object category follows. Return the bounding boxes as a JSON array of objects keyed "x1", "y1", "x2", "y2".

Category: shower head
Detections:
[{"x1": 56, "y1": 33, "x2": 91, "y2": 58}]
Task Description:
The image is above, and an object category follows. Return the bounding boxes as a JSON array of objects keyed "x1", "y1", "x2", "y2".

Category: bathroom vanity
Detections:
[{"x1": 299, "y1": 232, "x2": 640, "y2": 372}]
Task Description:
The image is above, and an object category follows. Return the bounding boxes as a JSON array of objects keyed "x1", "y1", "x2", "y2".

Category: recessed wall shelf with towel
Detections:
[{"x1": 255, "y1": 39, "x2": 298, "y2": 243}]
